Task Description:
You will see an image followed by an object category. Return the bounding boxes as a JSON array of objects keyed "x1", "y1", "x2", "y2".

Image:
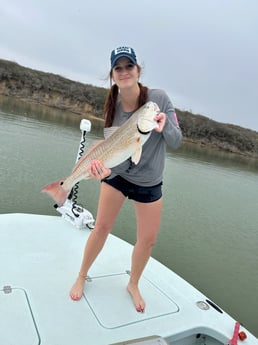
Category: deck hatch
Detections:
[
  {"x1": 0, "y1": 287, "x2": 40, "y2": 344},
  {"x1": 83, "y1": 273, "x2": 179, "y2": 329}
]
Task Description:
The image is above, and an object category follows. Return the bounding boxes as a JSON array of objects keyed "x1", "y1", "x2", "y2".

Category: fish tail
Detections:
[{"x1": 41, "y1": 179, "x2": 70, "y2": 206}]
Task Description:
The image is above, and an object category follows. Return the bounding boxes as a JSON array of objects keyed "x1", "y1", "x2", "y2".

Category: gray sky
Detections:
[{"x1": 1, "y1": 0, "x2": 257, "y2": 131}]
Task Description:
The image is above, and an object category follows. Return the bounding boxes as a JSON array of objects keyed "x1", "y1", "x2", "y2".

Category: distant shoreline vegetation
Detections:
[{"x1": 0, "y1": 58, "x2": 257, "y2": 159}]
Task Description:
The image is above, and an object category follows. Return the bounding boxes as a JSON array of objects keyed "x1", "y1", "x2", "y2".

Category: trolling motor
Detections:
[{"x1": 54, "y1": 119, "x2": 95, "y2": 230}]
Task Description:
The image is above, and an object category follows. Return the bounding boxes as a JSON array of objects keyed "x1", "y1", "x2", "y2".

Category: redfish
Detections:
[{"x1": 41, "y1": 101, "x2": 160, "y2": 206}]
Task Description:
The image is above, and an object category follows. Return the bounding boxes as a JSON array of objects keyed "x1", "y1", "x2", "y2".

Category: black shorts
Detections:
[{"x1": 102, "y1": 175, "x2": 162, "y2": 203}]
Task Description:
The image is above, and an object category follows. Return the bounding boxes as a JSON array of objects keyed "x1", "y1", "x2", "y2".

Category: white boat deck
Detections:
[{"x1": 0, "y1": 213, "x2": 257, "y2": 345}]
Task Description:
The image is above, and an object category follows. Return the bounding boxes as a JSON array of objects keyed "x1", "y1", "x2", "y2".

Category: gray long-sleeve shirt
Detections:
[{"x1": 106, "y1": 89, "x2": 182, "y2": 186}]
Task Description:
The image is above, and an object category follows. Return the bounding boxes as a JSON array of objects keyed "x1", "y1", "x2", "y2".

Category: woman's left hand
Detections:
[
  {"x1": 88, "y1": 159, "x2": 111, "y2": 180},
  {"x1": 154, "y1": 112, "x2": 166, "y2": 132}
]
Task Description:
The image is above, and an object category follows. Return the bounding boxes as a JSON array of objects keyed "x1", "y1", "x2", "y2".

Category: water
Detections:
[{"x1": 1, "y1": 95, "x2": 258, "y2": 336}]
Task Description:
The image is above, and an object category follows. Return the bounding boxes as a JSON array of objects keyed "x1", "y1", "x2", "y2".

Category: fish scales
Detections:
[
  {"x1": 41, "y1": 101, "x2": 160, "y2": 206},
  {"x1": 65, "y1": 123, "x2": 139, "y2": 187}
]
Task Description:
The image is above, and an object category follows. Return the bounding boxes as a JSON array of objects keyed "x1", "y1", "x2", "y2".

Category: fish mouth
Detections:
[{"x1": 153, "y1": 103, "x2": 160, "y2": 115}]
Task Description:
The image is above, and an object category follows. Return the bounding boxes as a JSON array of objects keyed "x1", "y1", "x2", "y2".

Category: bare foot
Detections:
[
  {"x1": 127, "y1": 282, "x2": 145, "y2": 312},
  {"x1": 69, "y1": 275, "x2": 86, "y2": 301}
]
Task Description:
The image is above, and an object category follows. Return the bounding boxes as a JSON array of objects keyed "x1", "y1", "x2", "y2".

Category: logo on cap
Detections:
[{"x1": 114, "y1": 47, "x2": 132, "y2": 55}]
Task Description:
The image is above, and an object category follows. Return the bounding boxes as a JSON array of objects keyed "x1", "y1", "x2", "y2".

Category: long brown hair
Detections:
[{"x1": 103, "y1": 66, "x2": 148, "y2": 127}]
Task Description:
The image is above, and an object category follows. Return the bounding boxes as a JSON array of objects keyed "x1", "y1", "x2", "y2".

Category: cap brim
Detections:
[{"x1": 111, "y1": 54, "x2": 136, "y2": 68}]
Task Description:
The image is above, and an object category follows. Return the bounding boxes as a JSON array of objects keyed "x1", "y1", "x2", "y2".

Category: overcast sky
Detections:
[{"x1": 1, "y1": 0, "x2": 257, "y2": 131}]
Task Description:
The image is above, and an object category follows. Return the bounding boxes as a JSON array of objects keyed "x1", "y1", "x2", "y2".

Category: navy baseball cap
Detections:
[{"x1": 110, "y1": 46, "x2": 137, "y2": 69}]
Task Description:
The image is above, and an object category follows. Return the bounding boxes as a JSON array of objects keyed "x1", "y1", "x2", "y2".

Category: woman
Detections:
[{"x1": 70, "y1": 46, "x2": 182, "y2": 312}]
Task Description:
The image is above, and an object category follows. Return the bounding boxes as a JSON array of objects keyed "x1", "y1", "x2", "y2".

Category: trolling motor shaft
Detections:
[{"x1": 55, "y1": 119, "x2": 95, "y2": 229}]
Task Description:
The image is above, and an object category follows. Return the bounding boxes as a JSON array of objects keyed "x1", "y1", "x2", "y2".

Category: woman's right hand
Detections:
[{"x1": 88, "y1": 159, "x2": 111, "y2": 180}]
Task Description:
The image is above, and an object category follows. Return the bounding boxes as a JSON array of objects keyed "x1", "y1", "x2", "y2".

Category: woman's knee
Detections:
[
  {"x1": 137, "y1": 224, "x2": 160, "y2": 248},
  {"x1": 137, "y1": 236, "x2": 157, "y2": 249},
  {"x1": 93, "y1": 222, "x2": 113, "y2": 238}
]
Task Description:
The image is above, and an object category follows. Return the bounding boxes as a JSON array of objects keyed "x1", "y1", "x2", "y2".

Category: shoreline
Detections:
[
  {"x1": 0, "y1": 93, "x2": 257, "y2": 161},
  {"x1": 0, "y1": 58, "x2": 257, "y2": 160}
]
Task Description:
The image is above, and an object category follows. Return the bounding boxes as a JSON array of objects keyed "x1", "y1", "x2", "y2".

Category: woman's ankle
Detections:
[{"x1": 78, "y1": 272, "x2": 87, "y2": 279}]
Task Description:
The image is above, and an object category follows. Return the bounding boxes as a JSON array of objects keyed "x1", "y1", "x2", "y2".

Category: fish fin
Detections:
[
  {"x1": 41, "y1": 179, "x2": 70, "y2": 206},
  {"x1": 131, "y1": 142, "x2": 142, "y2": 165},
  {"x1": 87, "y1": 140, "x2": 104, "y2": 152},
  {"x1": 104, "y1": 126, "x2": 119, "y2": 139}
]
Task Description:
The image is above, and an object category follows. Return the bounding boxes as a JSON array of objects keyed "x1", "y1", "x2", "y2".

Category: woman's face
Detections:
[{"x1": 112, "y1": 57, "x2": 139, "y2": 90}]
